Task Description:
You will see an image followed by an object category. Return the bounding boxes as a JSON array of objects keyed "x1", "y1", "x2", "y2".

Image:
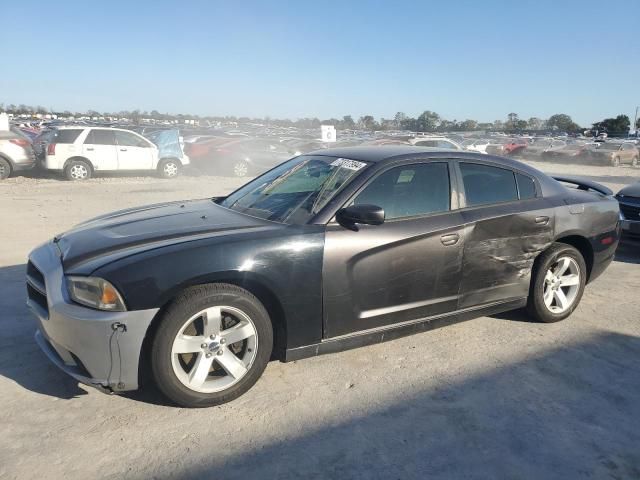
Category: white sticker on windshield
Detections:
[{"x1": 330, "y1": 158, "x2": 367, "y2": 171}]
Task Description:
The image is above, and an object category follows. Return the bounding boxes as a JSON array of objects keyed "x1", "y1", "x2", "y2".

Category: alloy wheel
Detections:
[
  {"x1": 234, "y1": 161, "x2": 248, "y2": 177},
  {"x1": 163, "y1": 162, "x2": 178, "y2": 177},
  {"x1": 543, "y1": 256, "x2": 581, "y2": 314},
  {"x1": 70, "y1": 164, "x2": 88, "y2": 180},
  {"x1": 170, "y1": 306, "x2": 258, "y2": 393}
]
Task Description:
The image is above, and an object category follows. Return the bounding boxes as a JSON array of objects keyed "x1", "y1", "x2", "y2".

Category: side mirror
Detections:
[{"x1": 336, "y1": 204, "x2": 385, "y2": 228}]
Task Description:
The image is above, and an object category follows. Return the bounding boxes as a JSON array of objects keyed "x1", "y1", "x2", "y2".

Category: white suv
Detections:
[{"x1": 42, "y1": 127, "x2": 190, "y2": 180}]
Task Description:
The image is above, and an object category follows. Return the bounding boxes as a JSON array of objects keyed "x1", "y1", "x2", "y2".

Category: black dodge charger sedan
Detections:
[{"x1": 27, "y1": 146, "x2": 620, "y2": 407}]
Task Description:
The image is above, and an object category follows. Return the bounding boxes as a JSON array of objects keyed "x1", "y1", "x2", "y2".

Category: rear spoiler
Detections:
[{"x1": 551, "y1": 175, "x2": 613, "y2": 196}]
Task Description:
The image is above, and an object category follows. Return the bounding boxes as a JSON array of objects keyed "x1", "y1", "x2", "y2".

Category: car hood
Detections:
[
  {"x1": 55, "y1": 199, "x2": 281, "y2": 271},
  {"x1": 618, "y1": 182, "x2": 640, "y2": 198}
]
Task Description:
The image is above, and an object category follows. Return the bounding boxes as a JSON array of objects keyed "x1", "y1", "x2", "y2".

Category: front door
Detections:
[
  {"x1": 114, "y1": 130, "x2": 154, "y2": 170},
  {"x1": 322, "y1": 161, "x2": 465, "y2": 338}
]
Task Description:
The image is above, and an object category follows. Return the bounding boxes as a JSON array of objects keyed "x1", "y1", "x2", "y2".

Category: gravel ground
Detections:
[{"x1": 1, "y1": 159, "x2": 639, "y2": 479}]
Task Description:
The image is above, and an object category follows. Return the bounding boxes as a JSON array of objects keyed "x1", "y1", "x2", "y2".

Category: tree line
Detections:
[{"x1": 2, "y1": 102, "x2": 636, "y2": 134}]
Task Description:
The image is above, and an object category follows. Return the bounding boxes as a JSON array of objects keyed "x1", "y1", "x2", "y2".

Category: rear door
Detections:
[
  {"x1": 322, "y1": 160, "x2": 465, "y2": 338},
  {"x1": 83, "y1": 129, "x2": 117, "y2": 170},
  {"x1": 455, "y1": 161, "x2": 554, "y2": 308},
  {"x1": 114, "y1": 130, "x2": 154, "y2": 170}
]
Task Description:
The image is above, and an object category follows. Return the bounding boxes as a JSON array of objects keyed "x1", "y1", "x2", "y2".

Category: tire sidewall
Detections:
[
  {"x1": 528, "y1": 244, "x2": 587, "y2": 323},
  {"x1": 151, "y1": 284, "x2": 273, "y2": 407}
]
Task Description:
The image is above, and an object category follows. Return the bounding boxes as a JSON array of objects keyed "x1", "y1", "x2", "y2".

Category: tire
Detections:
[
  {"x1": 158, "y1": 159, "x2": 181, "y2": 178},
  {"x1": 64, "y1": 159, "x2": 92, "y2": 181},
  {"x1": 151, "y1": 283, "x2": 273, "y2": 407},
  {"x1": 0, "y1": 158, "x2": 11, "y2": 180},
  {"x1": 612, "y1": 156, "x2": 620, "y2": 167},
  {"x1": 526, "y1": 243, "x2": 587, "y2": 323},
  {"x1": 632, "y1": 156, "x2": 638, "y2": 167}
]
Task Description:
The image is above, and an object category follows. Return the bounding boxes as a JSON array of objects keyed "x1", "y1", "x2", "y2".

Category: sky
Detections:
[{"x1": 1, "y1": 0, "x2": 638, "y2": 126}]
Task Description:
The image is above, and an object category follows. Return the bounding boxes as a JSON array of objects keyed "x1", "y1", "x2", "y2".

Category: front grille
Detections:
[
  {"x1": 26, "y1": 261, "x2": 48, "y2": 318},
  {"x1": 619, "y1": 202, "x2": 640, "y2": 220}
]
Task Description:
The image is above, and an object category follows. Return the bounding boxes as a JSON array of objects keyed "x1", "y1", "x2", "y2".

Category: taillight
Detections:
[
  {"x1": 47, "y1": 143, "x2": 56, "y2": 155},
  {"x1": 9, "y1": 138, "x2": 30, "y2": 147}
]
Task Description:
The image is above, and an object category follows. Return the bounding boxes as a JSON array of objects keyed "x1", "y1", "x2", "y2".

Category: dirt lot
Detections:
[{"x1": 1, "y1": 160, "x2": 640, "y2": 479}]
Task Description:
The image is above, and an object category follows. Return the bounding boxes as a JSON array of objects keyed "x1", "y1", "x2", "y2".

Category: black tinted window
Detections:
[
  {"x1": 85, "y1": 129, "x2": 116, "y2": 145},
  {"x1": 516, "y1": 173, "x2": 536, "y2": 199},
  {"x1": 354, "y1": 163, "x2": 450, "y2": 219},
  {"x1": 52, "y1": 129, "x2": 82, "y2": 144},
  {"x1": 460, "y1": 163, "x2": 518, "y2": 206},
  {"x1": 115, "y1": 131, "x2": 149, "y2": 147}
]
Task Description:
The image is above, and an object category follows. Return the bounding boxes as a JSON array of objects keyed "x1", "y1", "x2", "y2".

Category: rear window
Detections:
[
  {"x1": 460, "y1": 163, "x2": 518, "y2": 206},
  {"x1": 516, "y1": 173, "x2": 536, "y2": 199},
  {"x1": 52, "y1": 129, "x2": 82, "y2": 144}
]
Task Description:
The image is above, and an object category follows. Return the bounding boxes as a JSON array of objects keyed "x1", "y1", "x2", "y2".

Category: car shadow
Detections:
[
  {"x1": 0, "y1": 264, "x2": 88, "y2": 399},
  {"x1": 162, "y1": 331, "x2": 640, "y2": 479}
]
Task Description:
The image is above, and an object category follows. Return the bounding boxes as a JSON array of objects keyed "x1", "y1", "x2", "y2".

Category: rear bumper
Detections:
[{"x1": 27, "y1": 242, "x2": 159, "y2": 393}]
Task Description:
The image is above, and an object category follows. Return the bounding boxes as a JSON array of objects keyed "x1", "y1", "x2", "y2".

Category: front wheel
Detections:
[
  {"x1": 527, "y1": 243, "x2": 586, "y2": 323},
  {"x1": 151, "y1": 284, "x2": 273, "y2": 407},
  {"x1": 158, "y1": 159, "x2": 181, "y2": 178},
  {"x1": 632, "y1": 156, "x2": 638, "y2": 167},
  {"x1": 612, "y1": 156, "x2": 620, "y2": 167}
]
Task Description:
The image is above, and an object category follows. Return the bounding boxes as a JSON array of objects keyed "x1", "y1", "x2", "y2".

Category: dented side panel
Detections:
[{"x1": 458, "y1": 199, "x2": 555, "y2": 308}]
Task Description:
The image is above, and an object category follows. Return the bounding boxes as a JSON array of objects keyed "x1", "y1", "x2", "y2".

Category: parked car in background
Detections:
[
  {"x1": 616, "y1": 182, "x2": 640, "y2": 236},
  {"x1": 27, "y1": 146, "x2": 620, "y2": 407},
  {"x1": 41, "y1": 127, "x2": 190, "y2": 180},
  {"x1": 588, "y1": 142, "x2": 639, "y2": 167},
  {"x1": 189, "y1": 138, "x2": 292, "y2": 177},
  {"x1": 463, "y1": 139, "x2": 492, "y2": 154},
  {"x1": 409, "y1": 137, "x2": 464, "y2": 150},
  {"x1": 0, "y1": 126, "x2": 36, "y2": 180}
]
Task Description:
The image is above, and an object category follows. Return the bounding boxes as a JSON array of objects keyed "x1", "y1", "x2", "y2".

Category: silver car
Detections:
[{"x1": 0, "y1": 126, "x2": 36, "y2": 180}]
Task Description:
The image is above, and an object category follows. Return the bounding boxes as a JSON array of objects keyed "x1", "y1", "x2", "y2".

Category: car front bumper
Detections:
[
  {"x1": 27, "y1": 242, "x2": 159, "y2": 393},
  {"x1": 620, "y1": 219, "x2": 640, "y2": 235}
]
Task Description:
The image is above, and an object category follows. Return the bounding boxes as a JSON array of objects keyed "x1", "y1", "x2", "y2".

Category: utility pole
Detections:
[{"x1": 634, "y1": 106, "x2": 638, "y2": 136}]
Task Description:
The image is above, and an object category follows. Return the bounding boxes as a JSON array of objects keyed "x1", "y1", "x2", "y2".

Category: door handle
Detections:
[
  {"x1": 440, "y1": 233, "x2": 460, "y2": 246},
  {"x1": 119, "y1": 148, "x2": 128, "y2": 152},
  {"x1": 86, "y1": 147, "x2": 94, "y2": 151},
  {"x1": 535, "y1": 216, "x2": 549, "y2": 225}
]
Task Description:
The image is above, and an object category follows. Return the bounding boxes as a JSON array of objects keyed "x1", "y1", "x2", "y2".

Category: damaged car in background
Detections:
[
  {"x1": 27, "y1": 146, "x2": 620, "y2": 407},
  {"x1": 40, "y1": 127, "x2": 189, "y2": 180}
]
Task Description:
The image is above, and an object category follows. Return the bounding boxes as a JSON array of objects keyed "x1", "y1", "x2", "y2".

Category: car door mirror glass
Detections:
[{"x1": 337, "y1": 204, "x2": 385, "y2": 227}]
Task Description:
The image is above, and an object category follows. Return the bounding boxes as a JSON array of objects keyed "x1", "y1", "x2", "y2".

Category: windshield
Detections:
[{"x1": 220, "y1": 155, "x2": 369, "y2": 224}]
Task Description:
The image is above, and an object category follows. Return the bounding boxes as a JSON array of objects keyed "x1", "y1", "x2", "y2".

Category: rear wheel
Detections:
[
  {"x1": 64, "y1": 159, "x2": 92, "y2": 181},
  {"x1": 0, "y1": 158, "x2": 11, "y2": 180},
  {"x1": 527, "y1": 243, "x2": 586, "y2": 323},
  {"x1": 151, "y1": 284, "x2": 273, "y2": 407}
]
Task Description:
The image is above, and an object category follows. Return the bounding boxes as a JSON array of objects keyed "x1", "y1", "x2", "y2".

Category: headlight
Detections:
[{"x1": 66, "y1": 276, "x2": 127, "y2": 311}]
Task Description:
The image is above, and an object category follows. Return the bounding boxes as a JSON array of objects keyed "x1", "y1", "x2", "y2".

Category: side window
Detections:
[
  {"x1": 516, "y1": 172, "x2": 536, "y2": 199},
  {"x1": 115, "y1": 131, "x2": 149, "y2": 147},
  {"x1": 354, "y1": 163, "x2": 450, "y2": 220},
  {"x1": 416, "y1": 140, "x2": 436, "y2": 147},
  {"x1": 85, "y1": 130, "x2": 116, "y2": 145},
  {"x1": 460, "y1": 163, "x2": 518, "y2": 206}
]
